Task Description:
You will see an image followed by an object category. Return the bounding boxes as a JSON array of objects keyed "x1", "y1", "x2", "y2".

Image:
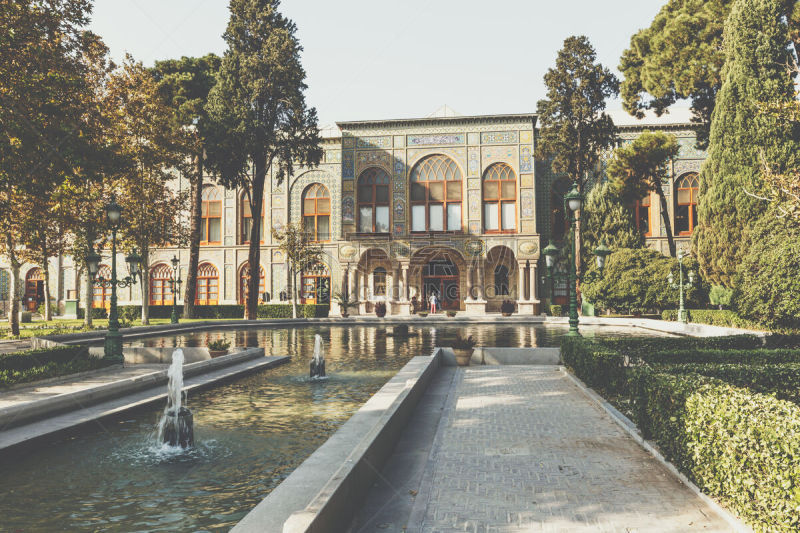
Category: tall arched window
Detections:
[
  {"x1": 483, "y1": 163, "x2": 516, "y2": 233},
  {"x1": 195, "y1": 262, "x2": 219, "y2": 305},
  {"x1": 93, "y1": 265, "x2": 111, "y2": 309},
  {"x1": 24, "y1": 267, "x2": 44, "y2": 311},
  {"x1": 150, "y1": 264, "x2": 173, "y2": 306},
  {"x1": 494, "y1": 265, "x2": 510, "y2": 296},
  {"x1": 373, "y1": 267, "x2": 387, "y2": 297},
  {"x1": 240, "y1": 193, "x2": 265, "y2": 244},
  {"x1": 201, "y1": 187, "x2": 222, "y2": 245},
  {"x1": 410, "y1": 155, "x2": 462, "y2": 232},
  {"x1": 635, "y1": 195, "x2": 651, "y2": 236},
  {"x1": 357, "y1": 168, "x2": 390, "y2": 233},
  {"x1": 675, "y1": 173, "x2": 699, "y2": 235},
  {"x1": 302, "y1": 262, "x2": 330, "y2": 304},
  {"x1": 238, "y1": 262, "x2": 266, "y2": 305},
  {"x1": 302, "y1": 183, "x2": 331, "y2": 242}
]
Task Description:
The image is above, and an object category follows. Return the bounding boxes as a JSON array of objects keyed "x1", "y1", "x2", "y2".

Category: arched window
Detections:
[
  {"x1": 240, "y1": 192, "x2": 265, "y2": 244},
  {"x1": 410, "y1": 155, "x2": 463, "y2": 232},
  {"x1": 675, "y1": 173, "x2": 699, "y2": 235},
  {"x1": 201, "y1": 187, "x2": 222, "y2": 245},
  {"x1": 550, "y1": 179, "x2": 571, "y2": 242},
  {"x1": 195, "y1": 263, "x2": 219, "y2": 306},
  {"x1": 635, "y1": 195, "x2": 651, "y2": 236},
  {"x1": 0, "y1": 269, "x2": 9, "y2": 301},
  {"x1": 483, "y1": 163, "x2": 516, "y2": 233},
  {"x1": 24, "y1": 268, "x2": 44, "y2": 311},
  {"x1": 301, "y1": 262, "x2": 330, "y2": 304},
  {"x1": 150, "y1": 264, "x2": 173, "y2": 306},
  {"x1": 373, "y1": 267, "x2": 387, "y2": 297},
  {"x1": 494, "y1": 265, "x2": 510, "y2": 296},
  {"x1": 357, "y1": 168, "x2": 390, "y2": 233},
  {"x1": 93, "y1": 265, "x2": 111, "y2": 309},
  {"x1": 238, "y1": 262, "x2": 266, "y2": 305},
  {"x1": 302, "y1": 183, "x2": 331, "y2": 242}
]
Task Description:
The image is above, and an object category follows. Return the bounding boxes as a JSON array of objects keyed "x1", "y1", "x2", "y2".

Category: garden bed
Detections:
[{"x1": 0, "y1": 346, "x2": 115, "y2": 388}]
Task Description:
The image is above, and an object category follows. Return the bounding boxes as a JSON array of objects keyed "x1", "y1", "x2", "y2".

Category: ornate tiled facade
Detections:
[{"x1": 0, "y1": 113, "x2": 708, "y2": 317}]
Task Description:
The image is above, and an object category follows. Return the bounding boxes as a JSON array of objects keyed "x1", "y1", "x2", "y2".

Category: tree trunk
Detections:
[
  {"x1": 291, "y1": 264, "x2": 298, "y2": 319},
  {"x1": 657, "y1": 186, "x2": 677, "y2": 257},
  {"x1": 83, "y1": 269, "x2": 93, "y2": 327},
  {"x1": 245, "y1": 156, "x2": 266, "y2": 320},
  {"x1": 6, "y1": 236, "x2": 20, "y2": 336},
  {"x1": 41, "y1": 259, "x2": 52, "y2": 321},
  {"x1": 140, "y1": 247, "x2": 150, "y2": 325},
  {"x1": 183, "y1": 153, "x2": 203, "y2": 319}
]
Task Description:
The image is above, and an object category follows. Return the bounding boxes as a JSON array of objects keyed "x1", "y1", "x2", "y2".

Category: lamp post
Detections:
[
  {"x1": 168, "y1": 255, "x2": 183, "y2": 324},
  {"x1": 86, "y1": 198, "x2": 142, "y2": 362},
  {"x1": 542, "y1": 183, "x2": 611, "y2": 337},
  {"x1": 668, "y1": 249, "x2": 694, "y2": 323}
]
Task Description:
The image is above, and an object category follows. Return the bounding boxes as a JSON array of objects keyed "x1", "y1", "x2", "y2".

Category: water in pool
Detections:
[{"x1": 0, "y1": 324, "x2": 671, "y2": 532}]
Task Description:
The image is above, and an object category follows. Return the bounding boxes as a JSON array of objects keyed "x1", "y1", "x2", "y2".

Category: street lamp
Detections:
[
  {"x1": 168, "y1": 255, "x2": 183, "y2": 324},
  {"x1": 87, "y1": 197, "x2": 142, "y2": 362},
  {"x1": 542, "y1": 183, "x2": 609, "y2": 337},
  {"x1": 668, "y1": 249, "x2": 694, "y2": 323}
]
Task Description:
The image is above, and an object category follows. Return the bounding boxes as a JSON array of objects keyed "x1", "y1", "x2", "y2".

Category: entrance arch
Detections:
[
  {"x1": 24, "y1": 267, "x2": 45, "y2": 311},
  {"x1": 410, "y1": 247, "x2": 465, "y2": 311},
  {"x1": 301, "y1": 262, "x2": 330, "y2": 305}
]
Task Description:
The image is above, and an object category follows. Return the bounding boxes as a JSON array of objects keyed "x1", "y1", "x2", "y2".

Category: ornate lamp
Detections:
[
  {"x1": 87, "y1": 248, "x2": 102, "y2": 280},
  {"x1": 106, "y1": 197, "x2": 122, "y2": 228},
  {"x1": 593, "y1": 240, "x2": 611, "y2": 272},
  {"x1": 126, "y1": 248, "x2": 142, "y2": 281},
  {"x1": 565, "y1": 183, "x2": 582, "y2": 212},
  {"x1": 542, "y1": 241, "x2": 559, "y2": 270}
]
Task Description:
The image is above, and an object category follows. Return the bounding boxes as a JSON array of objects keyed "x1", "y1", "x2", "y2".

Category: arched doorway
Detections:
[
  {"x1": 24, "y1": 268, "x2": 45, "y2": 311},
  {"x1": 422, "y1": 258, "x2": 460, "y2": 311},
  {"x1": 301, "y1": 262, "x2": 330, "y2": 305},
  {"x1": 239, "y1": 262, "x2": 266, "y2": 305},
  {"x1": 93, "y1": 265, "x2": 112, "y2": 309}
]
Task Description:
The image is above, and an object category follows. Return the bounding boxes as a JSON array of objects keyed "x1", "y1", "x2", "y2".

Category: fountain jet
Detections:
[
  {"x1": 157, "y1": 349, "x2": 194, "y2": 448},
  {"x1": 310, "y1": 334, "x2": 326, "y2": 379}
]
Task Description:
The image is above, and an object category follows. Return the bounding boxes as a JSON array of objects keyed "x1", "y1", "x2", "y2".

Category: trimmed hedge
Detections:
[
  {"x1": 256, "y1": 304, "x2": 329, "y2": 318},
  {"x1": 0, "y1": 345, "x2": 115, "y2": 387},
  {"x1": 661, "y1": 308, "x2": 760, "y2": 330},
  {"x1": 598, "y1": 334, "x2": 762, "y2": 354},
  {"x1": 644, "y1": 348, "x2": 800, "y2": 366},
  {"x1": 77, "y1": 303, "x2": 331, "y2": 321},
  {"x1": 662, "y1": 363, "x2": 800, "y2": 405}
]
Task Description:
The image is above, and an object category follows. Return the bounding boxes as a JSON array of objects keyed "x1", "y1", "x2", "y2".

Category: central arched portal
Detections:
[{"x1": 422, "y1": 258, "x2": 460, "y2": 310}]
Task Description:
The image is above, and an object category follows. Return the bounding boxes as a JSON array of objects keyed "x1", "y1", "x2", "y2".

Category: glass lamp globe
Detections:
[
  {"x1": 106, "y1": 198, "x2": 122, "y2": 226},
  {"x1": 565, "y1": 184, "x2": 582, "y2": 212},
  {"x1": 542, "y1": 241, "x2": 559, "y2": 269}
]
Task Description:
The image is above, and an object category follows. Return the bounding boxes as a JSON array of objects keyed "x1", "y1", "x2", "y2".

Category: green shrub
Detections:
[
  {"x1": 561, "y1": 338, "x2": 631, "y2": 396},
  {"x1": 0, "y1": 346, "x2": 114, "y2": 387},
  {"x1": 255, "y1": 304, "x2": 329, "y2": 318},
  {"x1": 708, "y1": 285, "x2": 733, "y2": 309},
  {"x1": 0, "y1": 345, "x2": 90, "y2": 372},
  {"x1": 661, "y1": 308, "x2": 757, "y2": 329},
  {"x1": 662, "y1": 363, "x2": 800, "y2": 405},
  {"x1": 77, "y1": 307, "x2": 108, "y2": 320},
  {"x1": 598, "y1": 334, "x2": 762, "y2": 354},
  {"x1": 645, "y1": 348, "x2": 800, "y2": 366},
  {"x1": 549, "y1": 304, "x2": 563, "y2": 317}
]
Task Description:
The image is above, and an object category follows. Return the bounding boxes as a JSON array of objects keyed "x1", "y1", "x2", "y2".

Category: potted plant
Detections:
[
  {"x1": 501, "y1": 300, "x2": 515, "y2": 317},
  {"x1": 446, "y1": 310, "x2": 457, "y2": 317},
  {"x1": 549, "y1": 304, "x2": 563, "y2": 317},
  {"x1": 451, "y1": 335, "x2": 476, "y2": 366},
  {"x1": 375, "y1": 301, "x2": 387, "y2": 318},
  {"x1": 333, "y1": 291, "x2": 358, "y2": 318},
  {"x1": 418, "y1": 311, "x2": 428, "y2": 317},
  {"x1": 208, "y1": 338, "x2": 231, "y2": 357}
]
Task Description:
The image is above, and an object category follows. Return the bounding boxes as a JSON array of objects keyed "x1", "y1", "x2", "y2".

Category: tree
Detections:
[
  {"x1": 104, "y1": 57, "x2": 191, "y2": 324},
  {"x1": 272, "y1": 222, "x2": 322, "y2": 319},
  {"x1": 151, "y1": 54, "x2": 221, "y2": 319},
  {"x1": 206, "y1": 0, "x2": 322, "y2": 320},
  {"x1": 606, "y1": 131, "x2": 680, "y2": 256},
  {"x1": 581, "y1": 181, "x2": 643, "y2": 256},
  {"x1": 693, "y1": 0, "x2": 800, "y2": 286},
  {"x1": 619, "y1": 0, "x2": 800, "y2": 148},
  {"x1": 536, "y1": 35, "x2": 619, "y2": 281}
]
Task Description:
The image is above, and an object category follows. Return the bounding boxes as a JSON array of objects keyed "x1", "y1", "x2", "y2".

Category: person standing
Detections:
[{"x1": 429, "y1": 291, "x2": 437, "y2": 314}]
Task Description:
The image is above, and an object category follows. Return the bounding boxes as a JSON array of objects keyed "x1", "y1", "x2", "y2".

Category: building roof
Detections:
[{"x1": 608, "y1": 107, "x2": 696, "y2": 129}]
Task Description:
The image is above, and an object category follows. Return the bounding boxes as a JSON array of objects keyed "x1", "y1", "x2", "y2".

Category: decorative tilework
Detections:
[
  {"x1": 325, "y1": 150, "x2": 341, "y2": 163},
  {"x1": 520, "y1": 130, "x2": 533, "y2": 144},
  {"x1": 468, "y1": 147, "x2": 480, "y2": 176},
  {"x1": 482, "y1": 145, "x2": 517, "y2": 167},
  {"x1": 393, "y1": 179, "x2": 405, "y2": 192},
  {"x1": 271, "y1": 209, "x2": 285, "y2": 229},
  {"x1": 342, "y1": 196, "x2": 354, "y2": 223},
  {"x1": 467, "y1": 178, "x2": 481, "y2": 190},
  {"x1": 342, "y1": 151, "x2": 354, "y2": 179},
  {"x1": 521, "y1": 220, "x2": 536, "y2": 234},
  {"x1": 674, "y1": 159, "x2": 702, "y2": 176},
  {"x1": 289, "y1": 170, "x2": 340, "y2": 239},
  {"x1": 469, "y1": 221, "x2": 481, "y2": 235},
  {"x1": 520, "y1": 174, "x2": 533, "y2": 188},
  {"x1": 393, "y1": 195, "x2": 406, "y2": 220},
  {"x1": 677, "y1": 137, "x2": 706, "y2": 159},
  {"x1": 272, "y1": 249, "x2": 284, "y2": 262},
  {"x1": 407, "y1": 133, "x2": 465, "y2": 146},
  {"x1": 407, "y1": 147, "x2": 466, "y2": 171},
  {"x1": 468, "y1": 190, "x2": 480, "y2": 218},
  {"x1": 394, "y1": 223, "x2": 405, "y2": 236},
  {"x1": 520, "y1": 146, "x2": 533, "y2": 172},
  {"x1": 390, "y1": 242, "x2": 410, "y2": 257},
  {"x1": 393, "y1": 157, "x2": 405, "y2": 177},
  {"x1": 342, "y1": 137, "x2": 356, "y2": 148},
  {"x1": 271, "y1": 263, "x2": 285, "y2": 295},
  {"x1": 356, "y1": 150, "x2": 391, "y2": 173},
  {"x1": 342, "y1": 181, "x2": 354, "y2": 193},
  {"x1": 357, "y1": 136, "x2": 392, "y2": 149},
  {"x1": 393, "y1": 135, "x2": 405, "y2": 148},
  {"x1": 272, "y1": 196, "x2": 283, "y2": 208},
  {"x1": 467, "y1": 132, "x2": 480, "y2": 145},
  {"x1": 481, "y1": 131, "x2": 518, "y2": 144},
  {"x1": 521, "y1": 190, "x2": 534, "y2": 219}
]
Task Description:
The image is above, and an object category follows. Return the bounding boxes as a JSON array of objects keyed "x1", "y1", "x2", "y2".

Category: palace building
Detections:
[{"x1": 0, "y1": 107, "x2": 706, "y2": 317}]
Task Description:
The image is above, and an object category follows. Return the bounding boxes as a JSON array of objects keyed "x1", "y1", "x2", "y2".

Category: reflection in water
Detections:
[{"x1": 0, "y1": 324, "x2": 671, "y2": 532}]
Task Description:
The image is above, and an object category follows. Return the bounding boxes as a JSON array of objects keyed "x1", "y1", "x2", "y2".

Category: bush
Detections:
[
  {"x1": 500, "y1": 300, "x2": 515, "y2": 315},
  {"x1": 77, "y1": 307, "x2": 108, "y2": 320},
  {"x1": 708, "y1": 285, "x2": 733, "y2": 309},
  {"x1": 644, "y1": 348, "x2": 800, "y2": 366},
  {"x1": 255, "y1": 304, "x2": 329, "y2": 318},
  {"x1": 733, "y1": 217, "x2": 800, "y2": 330},
  {"x1": 662, "y1": 363, "x2": 800, "y2": 405},
  {"x1": 661, "y1": 308, "x2": 756, "y2": 329},
  {"x1": 0, "y1": 346, "x2": 114, "y2": 387},
  {"x1": 581, "y1": 248, "x2": 708, "y2": 314},
  {"x1": 599, "y1": 334, "x2": 762, "y2": 355},
  {"x1": 549, "y1": 304, "x2": 563, "y2": 317},
  {"x1": 374, "y1": 301, "x2": 387, "y2": 317}
]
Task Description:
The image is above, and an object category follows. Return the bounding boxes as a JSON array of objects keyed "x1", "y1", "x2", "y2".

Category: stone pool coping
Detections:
[
  {"x1": 0, "y1": 350, "x2": 288, "y2": 452},
  {"x1": 31, "y1": 316, "x2": 765, "y2": 348},
  {"x1": 232, "y1": 348, "x2": 444, "y2": 533}
]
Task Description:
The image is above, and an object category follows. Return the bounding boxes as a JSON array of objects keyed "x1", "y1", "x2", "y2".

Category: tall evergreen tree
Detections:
[
  {"x1": 151, "y1": 54, "x2": 221, "y2": 319},
  {"x1": 206, "y1": 0, "x2": 322, "y2": 320},
  {"x1": 693, "y1": 0, "x2": 800, "y2": 286},
  {"x1": 536, "y1": 35, "x2": 619, "y2": 278},
  {"x1": 606, "y1": 131, "x2": 680, "y2": 256},
  {"x1": 582, "y1": 181, "x2": 643, "y2": 256}
]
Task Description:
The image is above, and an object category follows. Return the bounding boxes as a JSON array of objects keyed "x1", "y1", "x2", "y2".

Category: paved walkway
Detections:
[
  {"x1": 352, "y1": 366, "x2": 734, "y2": 533},
  {"x1": 0, "y1": 339, "x2": 33, "y2": 354}
]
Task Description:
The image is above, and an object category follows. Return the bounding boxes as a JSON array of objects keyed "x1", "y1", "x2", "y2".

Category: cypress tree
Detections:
[
  {"x1": 693, "y1": 0, "x2": 800, "y2": 287},
  {"x1": 582, "y1": 181, "x2": 643, "y2": 256}
]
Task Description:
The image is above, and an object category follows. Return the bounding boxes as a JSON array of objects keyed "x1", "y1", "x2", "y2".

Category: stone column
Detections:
[
  {"x1": 386, "y1": 268, "x2": 394, "y2": 300},
  {"x1": 477, "y1": 262, "x2": 485, "y2": 300},
  {"x1": 401, "y1": 264, "x2": 409, "y2": 301},
  {"x1": 367, "y1": 269, "x2": 375, "y2": 301},
  {"x1": 518, "y1": 261, "x2": 528, "y2": 302},
  {"x1": 466, "y1": 262, "x2": 474, "y2": 301},
  {"x1": 347, "y1": 266, "x2": 356, "y2": 301},
  {"x1": 529, "y1": 262, "x2": 539, "y2": 302}
]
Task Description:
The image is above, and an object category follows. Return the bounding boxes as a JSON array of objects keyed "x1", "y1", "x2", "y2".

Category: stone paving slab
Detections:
[{"x1": 356, "y1": 366, "x2": 735, "y2": 533}]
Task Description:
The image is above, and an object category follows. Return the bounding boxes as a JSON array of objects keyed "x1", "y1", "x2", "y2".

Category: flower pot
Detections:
[
  {"x1": 502, "y1": 312, "x2": 512, "y2": 317},
  {"x1": 453, "y1": 349, "x2": 472, "y2": 366},
  {"x1": 209, "y1": 349, "x2": 228, "y2": 358}
]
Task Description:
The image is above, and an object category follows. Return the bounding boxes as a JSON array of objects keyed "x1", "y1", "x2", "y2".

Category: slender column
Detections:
[
  {"x1": 386, "y1": 269, "x2": 394, "y2": 301},
  {"x1": 518, "y1": 261, "x2": 527, "y2": 302},
  {"x1": 477, "y1": 262, "x2": 485, "y2": 300},
  {"x1": 466, "y1": 262, "x2": 474, "y2": 301},
  {"x1": 347, "y1": 266, "x2": 356, "y2": 301},
  {"x1": 530, "y1": 262, "x2": 538, "y2": 301},
  {"x1": 368, "y1": 270, "x2": 374, "y2": 300},
  {"x1": 359, "y1": 270, "x2": 366, "y2": 300},
  {"x1": 393, "y1": 264, "x2": 401, "y2": 301},
  {"x1": 401, "y1": 265, "x2": 409, "y2": 301}
]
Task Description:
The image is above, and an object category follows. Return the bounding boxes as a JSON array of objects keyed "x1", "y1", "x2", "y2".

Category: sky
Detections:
[{"x1": 89, "y1": 0, "x2": 670, "y2": 127}]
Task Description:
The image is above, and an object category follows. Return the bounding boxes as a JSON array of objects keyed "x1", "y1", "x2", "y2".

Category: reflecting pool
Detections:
[{"x1": 0, "y1": 324, "x2": 672, "y2": 532}]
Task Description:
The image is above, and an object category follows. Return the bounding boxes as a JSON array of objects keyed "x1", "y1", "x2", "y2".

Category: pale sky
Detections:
[{"x1": 89, "y1": 0, "x2": 670, "y2": 127}]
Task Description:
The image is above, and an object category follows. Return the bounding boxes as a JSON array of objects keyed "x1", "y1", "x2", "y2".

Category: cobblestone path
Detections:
[{"x1": 407, "y1": 366, "x2": 733, "y2": 533}]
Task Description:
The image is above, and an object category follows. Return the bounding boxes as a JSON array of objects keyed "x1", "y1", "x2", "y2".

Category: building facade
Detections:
[{"x1": 0, "y1": 111, "x2": 706, "y2": 317}]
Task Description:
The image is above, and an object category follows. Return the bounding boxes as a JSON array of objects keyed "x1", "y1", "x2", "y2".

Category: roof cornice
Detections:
[{"x1": 337, "y1": 113, "x2": 538, "y2": 130}]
